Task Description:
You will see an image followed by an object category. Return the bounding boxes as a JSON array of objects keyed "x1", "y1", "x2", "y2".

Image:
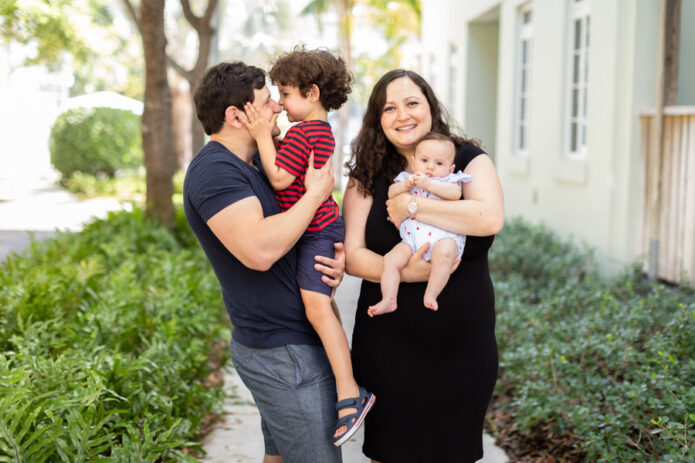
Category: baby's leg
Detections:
[
  {"x1": 368, "y1": 242, "x2": 413, "y2": 317},
  {"x1": 423, "y1": 238, "x2": 458, "y2": 311}
]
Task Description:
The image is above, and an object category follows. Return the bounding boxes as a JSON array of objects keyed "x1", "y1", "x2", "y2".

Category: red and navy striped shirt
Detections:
[{"x1": 275, "y1": 120, "x2": 339, "y2": 231}]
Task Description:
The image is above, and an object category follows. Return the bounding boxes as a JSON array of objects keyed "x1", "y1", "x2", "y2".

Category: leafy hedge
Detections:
[
  {"x1": 50, "y1": 107, "x2": 143, "y2": 180},
  {"x1": 489, "y1": 217, "x2": 694, "y2": 462},
  {"x1": 0, "y1": 208, "x2": 228, "y2": 462}
]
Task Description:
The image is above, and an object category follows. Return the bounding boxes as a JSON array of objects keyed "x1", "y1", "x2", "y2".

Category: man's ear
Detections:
[
  {"x1": 225, "y1": 106, "x2": 245, "y2": 128},
  {"x1": 307, "y1": 84, "x2": 320, "y2": 103}
]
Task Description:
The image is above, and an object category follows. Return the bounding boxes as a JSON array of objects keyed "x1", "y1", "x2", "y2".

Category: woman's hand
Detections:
[
  {"x1": 385, "y1": 192, "x2": 410, "y2": 228},
  {"x1": 399, "y1": 243, "x2": 460, "y2": 282}
]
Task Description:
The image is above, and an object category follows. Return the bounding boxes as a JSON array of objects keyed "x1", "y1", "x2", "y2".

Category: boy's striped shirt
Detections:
[{"x1": 274, "y1": 120, "x2": 339, "y2": 231}]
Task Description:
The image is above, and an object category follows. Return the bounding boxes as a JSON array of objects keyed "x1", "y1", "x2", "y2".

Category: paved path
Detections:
[{"x1": 0, "y1": 174, "x2": 509, "y2": 463}]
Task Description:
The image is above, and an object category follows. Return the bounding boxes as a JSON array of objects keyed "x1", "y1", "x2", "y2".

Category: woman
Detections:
[{"x1": 343, "y1": 69, "x2": 504, "y2": 462}]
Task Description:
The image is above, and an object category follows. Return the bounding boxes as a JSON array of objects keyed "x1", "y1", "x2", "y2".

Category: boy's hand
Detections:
[
  {"x1": 411, "y1": 172, "x2": 431, "y2": 190},
  {"x1": 406, "y1": 175, "x2": 417, "y2": 188},
  {"x1": 304, "y1": 151, "x2": 334, "y2": 202},
  {"x1": 241, "y1": 102, "x2": 278, "y2": 140}
]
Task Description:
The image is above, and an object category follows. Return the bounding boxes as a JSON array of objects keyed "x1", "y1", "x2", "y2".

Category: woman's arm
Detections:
[
  {"x1": 386, "y1": 154, "x2": 504, "y2": 236},
  {"x1": 343, "y1": 178, "x2": 432, "y2": 283}
]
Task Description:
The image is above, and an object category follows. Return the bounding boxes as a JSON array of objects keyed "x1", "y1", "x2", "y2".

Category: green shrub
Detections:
[
  {"x1": 490, "y1": 218, "x2": 694, "y2": 462},
  {"x1": 50, "y1": 107, "x2": 143, "y2": 179},
  {"x1": 0, "y1": 207, "x2": 227, "y2": 462}
]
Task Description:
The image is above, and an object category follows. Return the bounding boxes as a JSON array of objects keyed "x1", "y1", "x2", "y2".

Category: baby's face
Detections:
[{"x1": 413, "y1": 139, "x2": 455, "y2": 178}]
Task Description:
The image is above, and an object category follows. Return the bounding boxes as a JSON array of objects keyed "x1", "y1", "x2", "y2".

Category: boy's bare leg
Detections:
[
  {"x1": 302, "y1": 289, "x2": 359, "y2": 438},
  {"x1": 423, "y1": 239, "x2": 458, "y2": 311},
  {"x1": 368, "y1": 242, "x2": 413, "y2": 317}
]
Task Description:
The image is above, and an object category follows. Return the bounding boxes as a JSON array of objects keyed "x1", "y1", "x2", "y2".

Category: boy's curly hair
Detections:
[{"x1": 269, "y1": 46, "x2": 353, "y2": 111}]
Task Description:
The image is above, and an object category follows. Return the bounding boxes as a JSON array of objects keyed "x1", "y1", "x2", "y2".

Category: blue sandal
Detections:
[{"x1": 333, "y1": 386, "x2": 375, "y2": 447}]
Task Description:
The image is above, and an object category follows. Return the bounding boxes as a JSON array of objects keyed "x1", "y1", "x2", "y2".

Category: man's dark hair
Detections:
[
  {"x1": 269, "y1": 46, "x2": 353, "y2": 111},
  {"x1": 193, "y1": 62, "x2": 266, "y2": 135}
]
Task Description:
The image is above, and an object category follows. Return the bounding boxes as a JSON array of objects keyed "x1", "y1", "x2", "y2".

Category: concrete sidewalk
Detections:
[{"x1": 0, "y1": 174, "x2": 509, "y2": 463}]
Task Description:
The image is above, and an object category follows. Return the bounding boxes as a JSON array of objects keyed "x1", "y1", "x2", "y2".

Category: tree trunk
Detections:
[
  {"x1": 140, "y1": 0, "x2": 176, "y2": 227},
  {"x1": 334, "y1": 0, "x2": 353, "y2": 190}
]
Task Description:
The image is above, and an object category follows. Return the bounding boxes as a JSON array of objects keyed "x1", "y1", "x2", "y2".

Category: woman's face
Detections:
[{"x1": 379, "y1": 77, "x2": 433, "y2": 155}]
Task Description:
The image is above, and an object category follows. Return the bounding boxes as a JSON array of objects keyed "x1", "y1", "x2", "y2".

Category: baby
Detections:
[{"x1": 369, "y1": 132, "x2": 471, "y2": 316}]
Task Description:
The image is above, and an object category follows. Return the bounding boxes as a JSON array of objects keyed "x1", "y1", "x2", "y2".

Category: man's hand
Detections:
[
  {"x1": 241, "y1": 102, "x2": 278, "y2": 141},
  {"x1": 304, "y1": 151, "x2": 334, "y2": 203},
  {"x1": 315, "y1": 242, "x2": 345, "y2": 289}
]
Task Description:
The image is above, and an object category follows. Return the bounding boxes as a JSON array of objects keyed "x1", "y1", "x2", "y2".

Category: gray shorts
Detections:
[{"x1": 229, "y1": 338, "x2": 342, "y2": 463}]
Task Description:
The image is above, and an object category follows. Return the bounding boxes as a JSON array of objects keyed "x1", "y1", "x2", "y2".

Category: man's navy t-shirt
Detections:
[{"x1": 183, "y1": 141, "x2": 320, "y2": 349}]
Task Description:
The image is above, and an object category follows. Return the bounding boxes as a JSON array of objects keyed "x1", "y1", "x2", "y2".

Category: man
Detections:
[{"x1": 183, "y1": 61, "x2": 344, "y2": 463}]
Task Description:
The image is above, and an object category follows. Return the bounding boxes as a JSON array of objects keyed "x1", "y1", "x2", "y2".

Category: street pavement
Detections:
[{"x1": 0, "y1": 173, "x2": 509, "y2": 463}]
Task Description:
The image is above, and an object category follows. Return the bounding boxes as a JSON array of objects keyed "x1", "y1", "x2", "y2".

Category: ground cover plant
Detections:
[
  {"x1": 487, "y1": 218, "x2": 694, "y2": 462},
  {"x1": 0, "y1": 208, "x2": 228, "y2": 462}
]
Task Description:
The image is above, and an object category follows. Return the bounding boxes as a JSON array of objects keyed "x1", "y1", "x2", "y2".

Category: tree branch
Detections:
[
  {"x1": 178, "y1": 0, "x2": 200, "y2": 31},
  {"x1": 202, "y1": 0, "x2": 219, "y2": 24},
  {"x1": 120, "y1": 0, "x2": 140, "y2": 30},
  {"x1": 168, "y1": 55, "x2": 193, "y2": 81}
]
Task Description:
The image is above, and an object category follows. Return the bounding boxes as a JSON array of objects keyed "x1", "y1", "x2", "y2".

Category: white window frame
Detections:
[
  {"x1": 564, "y1": 0, "x2": 591, "y2": 159},
  {"x1": 514, "y1": 3, "x2": 533, "y2": 157}
]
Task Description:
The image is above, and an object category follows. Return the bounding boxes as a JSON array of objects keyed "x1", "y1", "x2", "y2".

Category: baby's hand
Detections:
[
  {"x1": 406, "y1": 176, "x2": 417, "y2": 188},
  {"x1": 241, "y1": 102, "x2": 278, "y2": 140},
  {"x1": 411, "y1": 172, "x2": 431, "y2": 189}
]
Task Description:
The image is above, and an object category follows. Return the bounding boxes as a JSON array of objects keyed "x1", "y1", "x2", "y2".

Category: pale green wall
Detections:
[
  {"x1": 465, "y1": 22, "x2": 499, "y2": 158},
  {"x1": 422, "y1": 0, "x2": 663, "y2": 274},
  {"x1": 678, "y1": 0, "x2": 695, "y2": 105}
]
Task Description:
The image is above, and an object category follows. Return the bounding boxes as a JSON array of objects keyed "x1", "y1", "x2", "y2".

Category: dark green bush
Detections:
[
  {"x1": 50, "y1": 107, "x2": 143, "y2": 179},
  {"x1": 0, "y1": 207, "x2": 227, "y2": 462},
  {"x1": 490, "y1": 217, "x2": 694, "y2": 462}
]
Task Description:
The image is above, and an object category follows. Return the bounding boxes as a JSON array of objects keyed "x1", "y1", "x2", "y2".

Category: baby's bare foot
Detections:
[
  {"x1": 368, "y1": 300, "x2": 397, "y2": 317},
  {"x1": 423, "y1": 295, "x2": 438, "y2": 311}
]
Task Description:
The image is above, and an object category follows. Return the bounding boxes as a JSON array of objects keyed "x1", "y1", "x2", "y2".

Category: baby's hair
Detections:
[
  {"x1": 416, "y1": 132, "x2": 456, "y2": 162},
  {"x1": 269, "y1": 45, "x2": 354, "y2": 111}
]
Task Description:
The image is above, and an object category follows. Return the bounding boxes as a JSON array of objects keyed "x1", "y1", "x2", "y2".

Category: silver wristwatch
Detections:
[{"x1": 407, "y1": 194, "x2": 417, "y2": 219}]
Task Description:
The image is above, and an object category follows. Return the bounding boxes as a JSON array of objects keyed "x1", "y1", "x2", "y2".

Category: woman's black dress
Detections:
[{"x1": 351, "y1": 145, "x2": 498, "y2": 463}]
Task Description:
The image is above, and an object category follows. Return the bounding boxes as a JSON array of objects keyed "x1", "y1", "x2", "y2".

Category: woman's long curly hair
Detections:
[{"x1": 346, "y1": 69, "x2": 479, "y2": 196}]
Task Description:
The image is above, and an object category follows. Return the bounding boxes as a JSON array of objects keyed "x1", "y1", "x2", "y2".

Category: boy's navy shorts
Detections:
[{"x1": 296, "y1": 216, "x2": 345, "y2": 297}]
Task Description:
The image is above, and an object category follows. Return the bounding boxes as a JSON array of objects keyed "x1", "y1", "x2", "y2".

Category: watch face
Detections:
[{"x1": 408, "y1": 201, "x2": 417, "y2": 215}]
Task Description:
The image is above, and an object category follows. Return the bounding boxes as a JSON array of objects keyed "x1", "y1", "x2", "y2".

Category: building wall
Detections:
[
  {"x1": 421, "y1": 0, "x2": 666, "y2": 274},
  {"x1": 678, "y1": 0, "x2": 695, "y2": 105}
]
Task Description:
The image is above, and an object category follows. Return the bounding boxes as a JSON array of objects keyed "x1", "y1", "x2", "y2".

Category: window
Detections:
[
  {"x1": 565, "y1": 0, "x2": 590, "y2": 158},
  {"x1": 515, "y1": 4, "x2": 533, "y2": 157}
]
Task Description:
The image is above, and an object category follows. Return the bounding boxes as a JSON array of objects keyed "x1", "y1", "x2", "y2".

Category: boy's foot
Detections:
[
  {"x1": 333, "y1": 386, "x2": 376, "y2": 447},
  {"x1": 423, "y1": 294, "x2": 439, "y2": 311},
  {"x1": 367, "y1": 300, "x2": 397, "y2": 317}
]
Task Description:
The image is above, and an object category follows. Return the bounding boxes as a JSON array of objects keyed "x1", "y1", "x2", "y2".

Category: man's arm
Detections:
[{"x1": 207, "y1": 152, "x2": 334, "y2": 271}]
